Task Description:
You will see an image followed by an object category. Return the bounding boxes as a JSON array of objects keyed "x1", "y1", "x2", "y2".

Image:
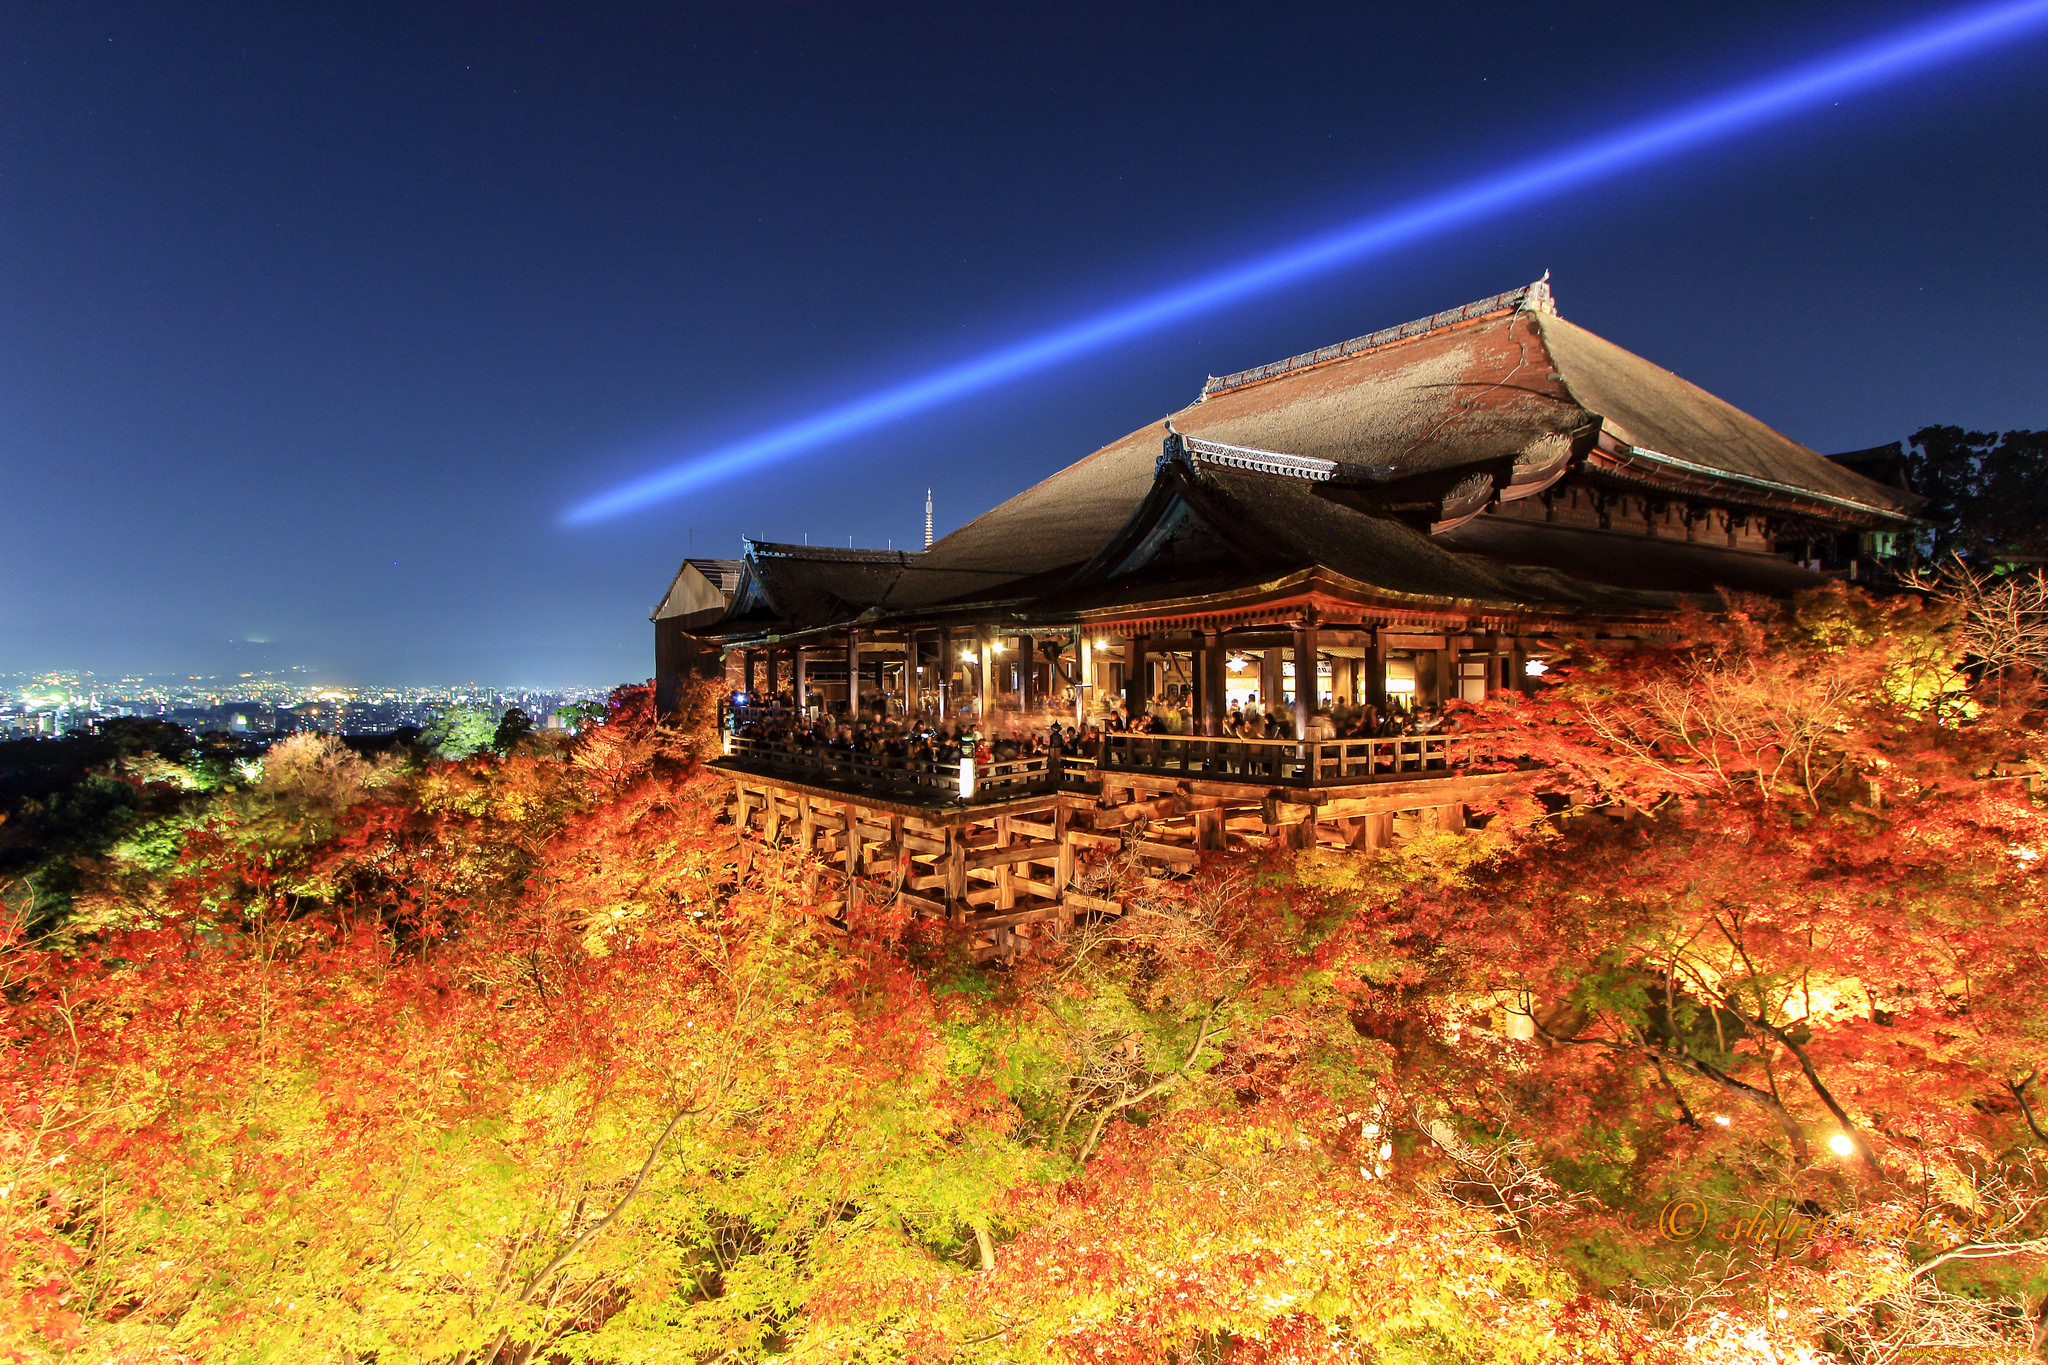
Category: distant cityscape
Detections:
[{"x1": 2, "y1": 668, "x2": 618, "y2": 741}]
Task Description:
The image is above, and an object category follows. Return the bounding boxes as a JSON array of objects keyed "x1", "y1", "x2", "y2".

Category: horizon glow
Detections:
[{"x1": 563, "y1": 0, "x2": 2048, "y2": 527}]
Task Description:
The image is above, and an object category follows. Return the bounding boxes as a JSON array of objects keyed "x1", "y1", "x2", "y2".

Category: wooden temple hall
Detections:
[{"x1": 652, "y1": 278, "x2": 1916, "y2": 953}]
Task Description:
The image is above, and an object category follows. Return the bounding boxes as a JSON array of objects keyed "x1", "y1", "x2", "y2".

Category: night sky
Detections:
[{"x1": 6, "y1": 3, "x2": 2046, "y2": 686}]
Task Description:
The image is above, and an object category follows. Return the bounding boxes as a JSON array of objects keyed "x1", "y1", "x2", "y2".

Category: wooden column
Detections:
[
  {"x1": 1123, "y1": 634, "x2": 1148, "y2": 722},
  {"x1": 938, "y1": 628, "x2": 954, "y2": 717},
  {"x1": 1076, "y1": 632, "x2": 1091, "y2": 726},
  {"x1": 1201, "y1": 630, "x2": 1223, "y2": 736},
  {"x1": 1291, "y1": 622, "x2": 1317, "y2": 740},
  {"x1": 1018, "y1": 634, "x2": 1034, "y2": 714},
  {"x1": 843, "y1": 802, "x2": 863, "y2": 909},
  {"x1": 743, "y1": 649, "x2": 758, "y2": 698},
  {"x1": 995, "y1": 815, "x2": 1014, "y2": 911},
  {"x1": 1260, "y1": 648, "x2": 1282, "y2": 718},
  {"x1": 1415, "y1": 649, "x2": 1439, "y2": 708},
  {"x1": 976, "y1": 634, "x2": 992, "y2": 721},
  {"x1": 845, "y1": 631, "x2": 862, "y2": 715},
  {"x1": 793, "y1": 648, "x2": 808, "y2": 715},
  {"x1": 1367, "y1": 634, "x2": 1388, "y2": 715}
]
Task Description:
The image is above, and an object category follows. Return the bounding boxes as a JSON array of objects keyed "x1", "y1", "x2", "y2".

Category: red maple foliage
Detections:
[{"x1": 0, "y1": 586, "x2": 2041, "y2": 1362}]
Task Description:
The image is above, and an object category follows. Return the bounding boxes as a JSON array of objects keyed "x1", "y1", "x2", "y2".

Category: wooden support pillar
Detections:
[
  {"x1": 995, "y1": 815, "x2": 1015, "y2": 911},
  {"x1": 1123, "y1": 634, "x2": 1148, "y2": 722},
  {"x1": 1368, "y1": 634, "x2": 1389, "y2": 715},
  {"x1": 743, "y1": 649, "x2": 758, "y2": 698},
  {"x1": 1414, "y1": 648, "x2": 1439, "y2": 708},
  {"x1": 1291, "y1": 622, "x2": 1317, "y2": 740},
  {"x1": 938, "y1": 627, "x2": 954, "y2": 717},
  {"x1": 1194, "y1": 806, "x2": 1225, "y2": 851},
  {"x1": 1436, "y1": 803, "x2": 1467, "y2": 833},
  {"x1": 796, "y1": 793, "x2": 814, "y2": 853},
  {"x1": 976, "y1": 634, "x2": 992, "y2": 721},
  {"x1": 843, "y1": 802, "x2": 863, "y2": 908},
  {"x1": 1200, "y1": 630, "x2": 1224, "y2": 736},
  {"x1": 1342, "y1": 811, "x2": 1392, "y2": 850},
  {"x1": 1054, "y1": 805, "x2": 1076, "y2": 908},
  {"x1": 845, "y1": 631, "x2": 862, "y2": 715},
  {"x1": 1018, "y1": 634, "x2": 1034, "y2": 714},
  {"x1": 945, "y1": 829, "x2": 968, "y2": 923},
  {"x1": 1076, "y1": 631, "x2": 1091, "y2": 726},
  {"x1": 1254, "y1": 648, "x2": 1274, "y2": 718}
]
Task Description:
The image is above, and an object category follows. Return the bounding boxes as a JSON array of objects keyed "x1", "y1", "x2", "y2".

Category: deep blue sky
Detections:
[{"x1": 5, "y1": 2, "x2": 2045, "y2": 686}]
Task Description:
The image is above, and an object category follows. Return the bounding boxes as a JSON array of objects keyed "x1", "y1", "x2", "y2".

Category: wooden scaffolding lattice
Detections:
[{"x1": 720, "y1": 758, "x2": 1531, "y2": 962}]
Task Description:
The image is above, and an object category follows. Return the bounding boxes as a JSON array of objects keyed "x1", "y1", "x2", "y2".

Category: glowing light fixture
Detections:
[
  {"x1": 1524, "y1": 659, "x2": 1550, "y2": 677},
  {"x1": 1828, "y1": 1132, "x2": 1857, "y2": 1157},
  {"x1": 563, "y1": 0, "x2": 2048, "y2": 525}
]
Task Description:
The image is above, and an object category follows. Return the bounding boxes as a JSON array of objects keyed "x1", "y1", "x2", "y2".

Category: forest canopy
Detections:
[{"x1": 1, "y1": 582, "x2": 2045, "y2": 1363}]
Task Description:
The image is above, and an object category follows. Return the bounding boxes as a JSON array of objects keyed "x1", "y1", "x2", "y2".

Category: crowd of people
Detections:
[{"x1": 726, "y1": 687, "x2": 1458, "y2": 770}]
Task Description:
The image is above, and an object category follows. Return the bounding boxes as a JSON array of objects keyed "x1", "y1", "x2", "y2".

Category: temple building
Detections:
[
  {"x1": 655, "y1": 278, "x2": 1918, "y2": 951},
  {"x1": 654, "y1": 277, "x2": 1915, "y2": 732}
]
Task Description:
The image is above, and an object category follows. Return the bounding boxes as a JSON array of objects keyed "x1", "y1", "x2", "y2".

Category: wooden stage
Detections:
[{"x1": 711, "y1": 752, "x2": 1530, "y2": 962}]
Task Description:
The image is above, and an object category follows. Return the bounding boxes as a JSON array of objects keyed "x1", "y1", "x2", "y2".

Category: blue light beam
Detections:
[{"x1": 564, "y1": 0, "x2": 2048, "y2": 526}]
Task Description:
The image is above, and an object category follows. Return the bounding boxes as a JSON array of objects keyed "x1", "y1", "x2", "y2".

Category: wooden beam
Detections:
[
  {"x1": 1062, "y1": 890, "x2": 1123, "y2": 916},
  {"x1": 962, "y1": 840, "x2": 1064, "y2": 871},
  {"x1": 1129, "y1": 838, "x2": 1199, "y2": 868}
]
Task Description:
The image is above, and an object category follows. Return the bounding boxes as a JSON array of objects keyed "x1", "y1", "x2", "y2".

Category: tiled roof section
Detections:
[
  {"x1": 1534, "y1": 314, "x2": 1914, "y2": 520},
  {"x1": 713, "y1": 540, "x2": 1033, "y2": 635},
  {"x1": 918, "y1": 301, "x2": 1580, "y2": 586},
  {"x1": 1198, "y1": 276, "x2": 1556, "y2": 399},
  {"x1": 1440, "y1": 517, "x2": 1827, "y2": 598},
  {"x1": 1041, "y1": 459, "x2": 1689, "y2": 624}
]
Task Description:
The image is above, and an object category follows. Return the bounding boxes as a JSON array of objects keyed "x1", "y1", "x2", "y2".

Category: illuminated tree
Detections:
[{"x1": 2, "y1": 593, "x2": 2043, "y2": 1362}]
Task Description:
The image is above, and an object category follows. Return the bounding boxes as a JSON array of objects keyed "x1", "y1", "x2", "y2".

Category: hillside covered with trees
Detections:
[{"x1": 2, "y1": 582, "x2": 2045, "y2": 1363}]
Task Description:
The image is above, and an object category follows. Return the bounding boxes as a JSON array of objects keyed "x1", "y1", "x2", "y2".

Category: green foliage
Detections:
[
  {"x1": 1901, "y1": 424, "x2": 2048, "y2": 568},
  {"x1": 492, "y1": 705, "x2": 536, "y2": 751},
  {"x1": 420, "y1": 704, "x2": 500, "y2": 761}
]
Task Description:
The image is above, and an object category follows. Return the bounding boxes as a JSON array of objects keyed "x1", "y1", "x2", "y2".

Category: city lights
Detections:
[{"x1": 563, "y1": 0, "x2": 2048, "y2": 525}]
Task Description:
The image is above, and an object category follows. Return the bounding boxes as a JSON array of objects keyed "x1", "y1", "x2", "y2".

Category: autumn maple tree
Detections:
[{"x1": 0, "y1": 583, "x2": 2043, "y2": 1362}]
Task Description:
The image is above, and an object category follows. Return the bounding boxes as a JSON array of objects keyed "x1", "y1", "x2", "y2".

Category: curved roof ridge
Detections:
[{"x1": 1198, "y1": 274, "x2": 1555, "y2": 400}]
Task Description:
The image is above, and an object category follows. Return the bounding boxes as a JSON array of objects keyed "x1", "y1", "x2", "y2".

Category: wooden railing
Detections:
[
  {"x1": 721, "y1": 729, "x2": 1473, "y2": 799},
  {"x1": 1097, "y1": 732, "x2": 1461, "y2": 786},
  {"x1": 723, "y1": 736, "x2": 1094, "y2": 804},
  {"x1": 725, "y1": 702, "x2": 804, "y2": 728}
]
